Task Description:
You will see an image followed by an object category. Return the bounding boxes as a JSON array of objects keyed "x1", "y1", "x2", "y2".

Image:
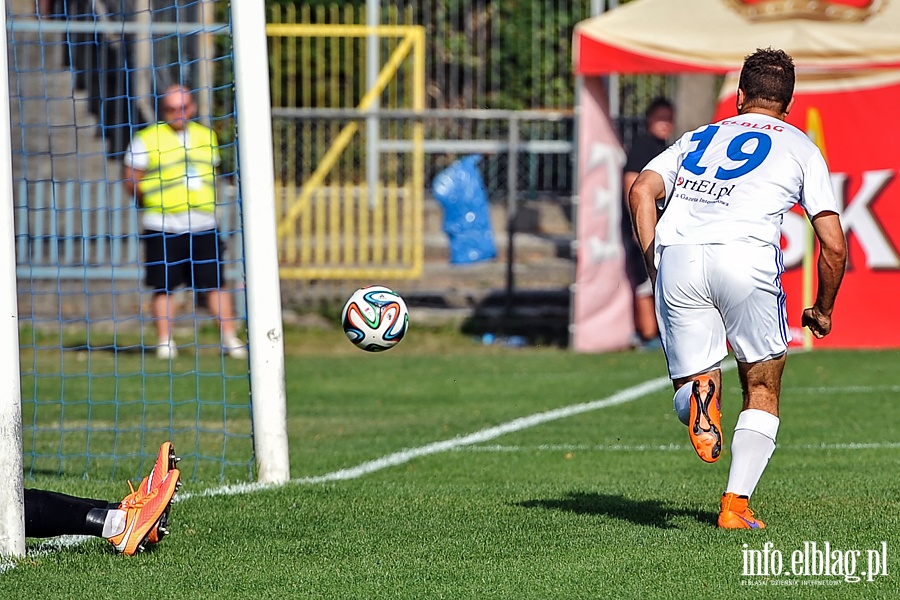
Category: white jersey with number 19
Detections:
[{"x1": 643, "y1": 112, "x2": 838, "y2": 258}]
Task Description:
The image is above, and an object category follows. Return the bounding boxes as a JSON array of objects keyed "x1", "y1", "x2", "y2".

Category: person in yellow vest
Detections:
[{"x1": 122, "y1": 84, "x2": 246, "y2": 359}]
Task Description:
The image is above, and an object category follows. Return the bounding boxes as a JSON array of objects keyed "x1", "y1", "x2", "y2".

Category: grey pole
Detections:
[
  {"x1": 607, "y1": 0, "x2": 620, "y2": 120},
  {"x1": 366, "y1": 0, "x2": 380, "y2": 207},
  {"x1": 504, "y1": 117, "x2": 520, "y2": 327}
]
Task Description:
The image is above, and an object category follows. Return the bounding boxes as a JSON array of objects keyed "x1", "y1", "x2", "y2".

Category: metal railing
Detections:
[
  {"x1": 14, "y1": 181, "x2": 243, "y2": 282},
  {"x1": 267, "y1": 23, "x2": 426, "y2": 280}
]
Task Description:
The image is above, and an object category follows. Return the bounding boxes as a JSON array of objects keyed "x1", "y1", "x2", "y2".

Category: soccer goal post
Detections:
[
  {"x1": 0, "y1": 0, "x2": 25, "y2": 559},
  {"x1": 0, "y1": 0, "x2": 290, "y2": 555},
  {"x1": 231, "y1": 3, "x2": 290, "y2": 484}
]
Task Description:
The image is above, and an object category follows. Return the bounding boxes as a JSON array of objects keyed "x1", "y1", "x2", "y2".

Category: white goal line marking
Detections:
[
  {"x1": 0, "y1": 364, "x2": 667, "y2": 572},
  {"x1": 740, "y1": 384, "x2": 900, "y2": 395},
  {"x1": 457, "y1": 441, "x2": 900, "y2": 453},
  {"x1": 183, "y1": 365, "x2": 900, "y2": 502},
  {"x1": 8, "y1": 362, "x2": 895, "y2": 566},
  {"x1": 5, "y1": 373, "x2": 676, "y2": 567},
  {"x1": 181, "y1": 372, "x2": 681, "y2": 501}
]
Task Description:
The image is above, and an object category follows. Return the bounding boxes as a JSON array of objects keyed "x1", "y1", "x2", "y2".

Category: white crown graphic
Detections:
[{"x1": 725, "y1": 0, "x2": 885, "y2": 22}]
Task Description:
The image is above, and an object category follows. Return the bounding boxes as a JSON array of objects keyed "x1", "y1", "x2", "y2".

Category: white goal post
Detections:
[
  {"x1": 0, "y1": 1, "x2": 290, "y2": 557},
  {"x1": 231, "y1": 3, "x2": 291, "y2": 485},
  {"x1": 0, "y1": 0, "x2": 25, "y2": 559}
]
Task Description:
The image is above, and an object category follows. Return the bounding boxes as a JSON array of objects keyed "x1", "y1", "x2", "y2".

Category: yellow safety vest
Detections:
[{"x1": 136, "y1": 121, "x2": 218, "y2": 214}]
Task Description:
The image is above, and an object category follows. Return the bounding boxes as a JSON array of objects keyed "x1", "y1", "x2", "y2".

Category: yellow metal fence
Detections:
[{"x1": 267, "y1": 15, "x2": 424, "y2": 280}]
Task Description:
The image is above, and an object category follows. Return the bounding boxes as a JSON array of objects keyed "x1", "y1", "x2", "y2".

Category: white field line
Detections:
[
  {"x1": 11, "y1": 363, "x2": 892, "y2": 566},
  {"x1": 458, "y1": 441, "x2": 900, "y2": 453},
  {"x1": 180, "y1": 372, "x2": 678, "y2": 500},
  {"x1": 0, "y1": 370, "x2": 677, "y2": 568},
  {"x1": 742, "y1": 385, "x2": 900, "y2": 395},
  {"x1": 181, "y1": 365, "x2": 900, "y2": 499},
  {"x1": 9, "y1": 434, "x2": 893, "y2": 572},
  {"x1": 0, "y1": 535, "x2": 90, "y2": 573}
]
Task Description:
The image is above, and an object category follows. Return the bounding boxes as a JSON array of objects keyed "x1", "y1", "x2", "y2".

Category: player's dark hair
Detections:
[
  {"x1": 738, "y1": 48, "x2": 795, "y2": 113},
  {"x1": 645, "y1": 97, "x2": 674, "y2": 120}
]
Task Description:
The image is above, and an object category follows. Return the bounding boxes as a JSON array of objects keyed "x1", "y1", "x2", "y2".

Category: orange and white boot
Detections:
[
  {"x1": 109, "y1": 469, "x2": 182, "y2": 555},
  {"x1": 688, "y1": 375, "x2": 723, "y2": 463},
  {"x1": 118, "y1": 441, "x2": 181, "y2": 544},
  {"x1": 718, "y1": 492, "x2": 765, "y2": 529}
]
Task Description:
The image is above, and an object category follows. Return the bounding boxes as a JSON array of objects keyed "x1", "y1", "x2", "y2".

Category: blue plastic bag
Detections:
[{"x1": 431, "y1": 155, "x2": 497, "y2": 264}]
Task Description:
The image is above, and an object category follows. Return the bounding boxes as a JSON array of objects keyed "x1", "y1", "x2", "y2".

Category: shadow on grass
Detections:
[
  {"x1": 516, "y1": 491, "x2": 717, "y2": 529},
  {"x1": 61, "y1": 342, "x2": 145, "y2": 354}
]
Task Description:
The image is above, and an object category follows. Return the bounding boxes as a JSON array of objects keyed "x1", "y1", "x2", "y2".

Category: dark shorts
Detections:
[
  {"x1": 621, "y1": 204, "x2": 651, "y2": 291},
  {"x1": 142, "y1": 229, "x2": 227, "y2": 293}
]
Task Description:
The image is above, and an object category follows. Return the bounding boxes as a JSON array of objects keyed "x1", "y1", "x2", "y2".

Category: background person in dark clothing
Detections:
[{"x1": 622, "y1": 98, "x2": 675, "y2": 349}]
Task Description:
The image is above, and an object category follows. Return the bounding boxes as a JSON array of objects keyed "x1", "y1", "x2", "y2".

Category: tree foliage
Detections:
[{"x1": 265, "y1": 0, "x2": 591, "y2": 110}]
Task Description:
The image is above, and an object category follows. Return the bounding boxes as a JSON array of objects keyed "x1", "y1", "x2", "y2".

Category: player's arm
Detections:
[
  {"x1": 628, "y1": 169, "x2": 666, "y2": 285},
  {"x1": 622, "y1": 170, "x2": 640, "y2": 240},
  {"x1": 623, "y1": 171, "x2": 639, "y2": 200},
  {"x1": 801, "y1": 211, "x2": 847, "y2": 338}
]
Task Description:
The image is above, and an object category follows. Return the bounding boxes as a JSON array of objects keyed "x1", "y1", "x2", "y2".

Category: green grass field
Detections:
[{"x1": 3, "y1": 325, "x2": 900, "y2": 599}]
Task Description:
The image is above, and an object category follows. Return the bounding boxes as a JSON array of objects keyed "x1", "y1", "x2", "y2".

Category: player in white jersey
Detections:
[{"x1": 628, "y1": 48, "x2": 847, "y2": 529}]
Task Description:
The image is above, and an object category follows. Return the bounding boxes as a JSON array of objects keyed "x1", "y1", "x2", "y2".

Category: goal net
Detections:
[{"x1": 5, "y1": 1, "x2": 287, "y2": 488}]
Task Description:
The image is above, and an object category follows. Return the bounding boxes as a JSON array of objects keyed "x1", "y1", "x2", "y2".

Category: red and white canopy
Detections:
[{"x1": 574, "y1": 0, "x2": 900, "y2": 75}]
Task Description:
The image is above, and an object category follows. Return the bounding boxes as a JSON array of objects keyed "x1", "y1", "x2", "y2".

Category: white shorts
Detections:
[{"x1": 655, "y1": 243, "x2": 790, "y2": 379}]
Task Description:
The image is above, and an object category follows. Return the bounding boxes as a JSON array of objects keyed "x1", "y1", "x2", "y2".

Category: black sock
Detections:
[{"x1": 24, "y1": 488, "x2": 110, "y2": 538}]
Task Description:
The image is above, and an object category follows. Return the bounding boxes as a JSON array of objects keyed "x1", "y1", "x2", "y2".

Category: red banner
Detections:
[
  {"x1": 716, "y1": 73, "x2": 900, "y2": 347},
  {"x1": 572, "y1": 78, "x2": 634, "y2": 352}
]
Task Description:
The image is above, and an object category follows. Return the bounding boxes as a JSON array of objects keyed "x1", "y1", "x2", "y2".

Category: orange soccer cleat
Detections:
[
  {"x1": 142, "y1": 442, "x2": 180, "y2": 543},
  {"x1": 140, "y1": 442, "x2": 180, "y2": 496},
  {"x1": 718, "y1": 492, "x2": 766, "y2": 529},
  {"x1": 109, "y1": 469, "x2": 182, "y2": 555},
  {"x1": 688, "y1": 375, "x2": 722, "y2": 463},
  {"x1": 118, "y1": 442, "x2": 181, "y2": 545}
]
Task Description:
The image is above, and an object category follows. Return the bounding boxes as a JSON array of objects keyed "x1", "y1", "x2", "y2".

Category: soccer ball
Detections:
[{"x1": 341, "y1": 285, "x2": 409, "y2": 352}]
